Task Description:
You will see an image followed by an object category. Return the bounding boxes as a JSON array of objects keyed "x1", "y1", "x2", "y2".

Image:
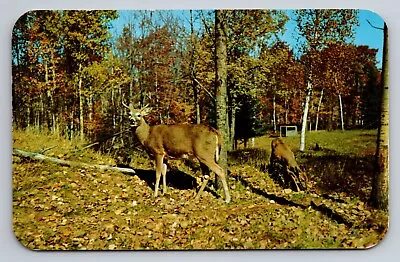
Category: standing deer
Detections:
[
  {"x1": 123, "y1": 102, "x2": 231, "y2": 203},
  {"x1": 270, "y1": 138, "x2": 308, "y2": 191}
]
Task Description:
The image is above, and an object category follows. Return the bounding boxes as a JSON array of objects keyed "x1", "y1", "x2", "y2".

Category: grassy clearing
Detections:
[{"x1": 12, "y1": 128, "x2": 387, "y2": 250}]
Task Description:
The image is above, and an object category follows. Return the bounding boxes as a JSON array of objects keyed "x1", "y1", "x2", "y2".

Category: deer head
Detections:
[{"x1": 122, "y1": 102, "x2": 152, "y2": 127}]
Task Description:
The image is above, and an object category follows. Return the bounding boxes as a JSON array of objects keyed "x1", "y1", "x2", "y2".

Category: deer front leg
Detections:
[
  {"x1": 195, "y1": 163, "x2": 211, "y2": 201},
  {"x1": 154, "y1": 154, "x2": 164, "y2": 197},
  {"x1": 287, "y1": 168, "x2": 301, "y2": 192},
  {"x1": 195, "y1": 177, "x2": 209, "y2": 201},
  {"x1": 162, "y1": 163, "x2": 167, "y2": 195}
]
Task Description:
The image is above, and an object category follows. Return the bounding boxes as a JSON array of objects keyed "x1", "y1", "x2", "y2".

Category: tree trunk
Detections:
[
  {"x1": 229, "y1": 107, "x2": 236, "y2": 150},
  {"x1": 39, "y1": 94, "x2": 44, "y2": 129},
  {"x1": 272, "y1": 95, "x2": 277, "y2": 132},
  {"x1": 78, "y1": 64, "x2": 84, "y2": 140},
  {"x1": 111, "y1": 88, "x2": 116, "y2": 129},
  {"x1": 118, "y1": 87, "x2": 124, "y2": 129},
  {"x1": 371, "y1": 23, "x2": 389, "y2": 211},
  {"x1": 308, "y1": 100, "x2": 314, "y2": 131},
  {"x1": 215, "y1": 10, "x2": 229, "y2": 185},
  {"x1": 46, "y1": 90, "x2": 54, "y2": 132},
  {"x1": 284, "y1": 98, "x2": 289, "y2": 124},
  {"x1": 51, "y1": 51, "x2": 57, "y2": 92},
  {"x1": 338, "y1": 92, "x2": 345, "y2": 131},
  {"x1": 195, "y1": 86, "x2": 201, "y2": 124},
  {"x1": 51, "y1": 51, "x2": 58, "y2": 133},
  {"x1": 69, "y1": 109, "x2": 74, "y2": 140},
  {"x1": 315, "y1": 89, "x2": 324, "y2": 131},
  {"x1": 78, "y1": 76, "x2": 84, "y2": 140},
  {"x1": 26, "y1": 104, "x2": 30, "y2": 129},
  {"x1": 88, "y1": 93, "x2": 93, "y2": 122},
  {"x1": 300, "y1": 81, "x2": 312, "y2": 152},
  {"x1": 44, "y1": 59, "x2": 53, "y2": 131}
]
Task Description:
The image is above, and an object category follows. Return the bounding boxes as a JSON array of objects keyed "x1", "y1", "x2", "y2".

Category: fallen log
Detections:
[{"x1": 12, "y1": 148, "x2": 135, "y2": 174}]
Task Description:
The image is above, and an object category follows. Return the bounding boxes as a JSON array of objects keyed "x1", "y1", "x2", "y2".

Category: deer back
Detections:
[
  {"x1": 141, "y1": 124, "x2": 220, "y2": 160},
  {"x1": 123, "y1": 103, "x2": 220, "y2": 161}
]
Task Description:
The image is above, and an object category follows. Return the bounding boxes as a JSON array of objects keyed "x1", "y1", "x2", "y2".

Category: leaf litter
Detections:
[{"x1": 12, "y1": 131, "x2": 387, "y2": 250}]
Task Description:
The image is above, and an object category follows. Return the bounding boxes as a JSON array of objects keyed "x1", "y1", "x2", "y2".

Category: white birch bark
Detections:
[{"x1": 300, "y1": 82, "x2": 312, "y2": 152}]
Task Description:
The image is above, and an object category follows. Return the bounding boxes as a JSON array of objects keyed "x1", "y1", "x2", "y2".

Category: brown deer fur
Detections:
[
  {"x1": 270, "y1": 138, "x2": 308, "y2": 190},
  {"x1": 123, "y1": 103, "x2": 231, "y2": 203}
]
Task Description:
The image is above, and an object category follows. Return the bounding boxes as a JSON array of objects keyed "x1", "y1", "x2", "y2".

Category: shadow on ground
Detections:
[
  {"x1": 230, "y1": 172, "x2": 353, "y2": 227},
  {"x1": 229, "y1": 147, "x2": 375, "y2": 201},
  {"x1": 301, "y1": 150, "x2": 375, "y2": 201},
  {"x1": 117, "y1": 164, "x2": 198, "y2": 191}
]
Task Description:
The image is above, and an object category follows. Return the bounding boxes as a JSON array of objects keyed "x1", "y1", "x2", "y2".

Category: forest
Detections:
[
  {"x1": 12, "y1": 10, "x2": 389, "y2": 250},
  {"x1": 12, "y1": 10, "x2": 382, "y2": 147}
]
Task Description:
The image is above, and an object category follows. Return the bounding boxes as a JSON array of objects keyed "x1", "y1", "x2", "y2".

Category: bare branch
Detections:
[
  {"x1": 71, "y1": 142, "x2": 100, "y2": 153},
  {"x1": 367, "y1": 19, "x2": 384, "y2": 30},
  {"x1": 193, "y1": 77, "x2": 215, "y2": 103},
  {"x1": 200, "y1": 10, "x2": 213, "y2": 37},
  {"x1": 38, "y1": 145, "x2": 58, "y2": 154}
]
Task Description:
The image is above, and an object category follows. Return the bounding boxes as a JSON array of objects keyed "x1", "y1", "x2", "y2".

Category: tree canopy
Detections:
[{"x1": 12, "y1": 10, "x2": 382, "y2": 150}]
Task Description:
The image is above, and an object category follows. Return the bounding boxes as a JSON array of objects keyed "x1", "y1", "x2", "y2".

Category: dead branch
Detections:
[
  {"x1": 13, "y1": 148, "x2": 135, "y2": 174},
  {"x1": 71, "y1": 142, "x2": 100, "y2": 153},
  {"x1": 193, "y1": 77, "x2": 215, "y2": 102},
  {"x1": 38, "y1": 145, "x2": 58, "y2": 154},
  {"x1": 367, "y1": 19, "x2": 384, "y2": 30}
]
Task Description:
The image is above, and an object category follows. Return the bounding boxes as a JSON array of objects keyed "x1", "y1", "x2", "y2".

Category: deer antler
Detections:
[
  {"x1": 122, "y1": 101, "x2": 131, "y2": 109},
  {"x1": 141, "y1": 104, "x2": 152, "y2": 116}
]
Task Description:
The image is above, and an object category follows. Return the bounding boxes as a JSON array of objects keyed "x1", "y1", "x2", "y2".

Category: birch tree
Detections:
[{"x1": 295, "y1": 10, "x2": 358, "y2": 151}]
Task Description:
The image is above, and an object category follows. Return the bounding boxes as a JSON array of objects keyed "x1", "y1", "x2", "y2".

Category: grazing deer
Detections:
[
  {"x1": 270, "y1": 138, "x2": 308, "y2": 191},
  {"x1": 122, "y1": 102, "x2": 231, "y2": 203}
]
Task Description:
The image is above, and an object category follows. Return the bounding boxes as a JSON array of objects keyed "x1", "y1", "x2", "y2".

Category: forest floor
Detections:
[{"x1": 12, "y1": 128, "x2": 388, "y2": 250}]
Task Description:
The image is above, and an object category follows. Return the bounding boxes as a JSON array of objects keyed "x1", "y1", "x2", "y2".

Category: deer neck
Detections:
[{"x1": 135, "y1": 118, "x2": 150, "y2": 145}]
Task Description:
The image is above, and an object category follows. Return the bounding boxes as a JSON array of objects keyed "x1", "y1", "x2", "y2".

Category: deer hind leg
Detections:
[
  {"x1": 198, "y1": 158, "x2": 231, "y2": 203},
  {"x1": 162, "y1": 163, "x2": 167, "y2": 195},
  {"x1": 154, "y1": 154, "x2": 165, "y2": 197}
]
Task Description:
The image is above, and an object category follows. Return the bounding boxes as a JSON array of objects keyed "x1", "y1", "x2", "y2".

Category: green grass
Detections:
[
  {"x1": 12, "y1": 128, "x2": 387, "y2": 250},
  {"x1": 250, "y1": 129, "x2": 377, "y2": 155}
]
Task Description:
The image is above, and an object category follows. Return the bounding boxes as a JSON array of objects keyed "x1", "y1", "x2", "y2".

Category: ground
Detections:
[{"x1": 12, "y1": 129, "x2": 388, "y2": 250}]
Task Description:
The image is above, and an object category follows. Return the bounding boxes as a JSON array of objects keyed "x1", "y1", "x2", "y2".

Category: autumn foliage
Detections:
[{"x1": 12, "y1": 10, "x2": 381, "y2": 148}]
